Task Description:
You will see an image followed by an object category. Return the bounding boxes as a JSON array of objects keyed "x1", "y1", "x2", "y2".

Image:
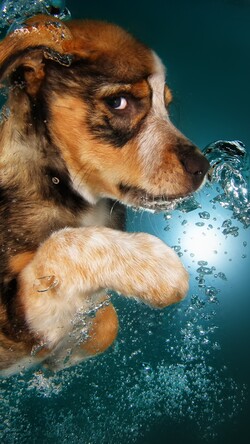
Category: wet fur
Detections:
[{"x1": 0, "y1": 15, "x2": 209, "y2": 376}]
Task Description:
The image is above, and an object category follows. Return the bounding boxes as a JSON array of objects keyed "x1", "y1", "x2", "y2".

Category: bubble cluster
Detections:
[
  {"x1": 0, "y1": 293, "x2": 247, "y2": 443},
  {"x1": 205, "y1": 140, "x2": 250, "y2": 228},
  {"x1": 0, "y1": 0, "x2": 70, "y2": 30}
]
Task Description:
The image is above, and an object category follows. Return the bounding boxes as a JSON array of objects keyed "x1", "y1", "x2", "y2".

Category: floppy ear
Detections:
[{"x1": 0, "y1": 14, "x2": 73, "y2": 96}]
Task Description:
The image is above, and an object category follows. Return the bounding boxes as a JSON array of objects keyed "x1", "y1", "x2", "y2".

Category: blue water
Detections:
[{"x1": 1, "y1": 1, "x2": 250, "y2": 443}]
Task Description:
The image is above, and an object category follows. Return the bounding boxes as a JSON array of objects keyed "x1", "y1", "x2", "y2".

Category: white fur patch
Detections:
[
  {"x1": 21, "y1": 227, "x2": 188, "y2": 346},
  {"x1": 137, "y1": 52, "x2": 172, "y2": 178},
  {"x1": 2, "y1": 227, "x2": 188, "y2": 376},
  {"x1": 148, "y1": 52, "x2": 168, "y2": 119}
]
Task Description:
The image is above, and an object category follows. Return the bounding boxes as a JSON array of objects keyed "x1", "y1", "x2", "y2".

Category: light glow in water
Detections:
[{"x1": 174, "y1": 215, "x2": 223, "y2": 265}]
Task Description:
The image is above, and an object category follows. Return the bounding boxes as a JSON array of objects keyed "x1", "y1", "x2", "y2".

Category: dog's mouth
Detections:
[{"x1": 118, "y1": 183, "x2": 189, "y2": 212}]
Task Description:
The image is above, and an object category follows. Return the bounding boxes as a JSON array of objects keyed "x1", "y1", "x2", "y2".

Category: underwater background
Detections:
[{"x1": 0, "y1": 0, "x2": 250, "y2": 443}]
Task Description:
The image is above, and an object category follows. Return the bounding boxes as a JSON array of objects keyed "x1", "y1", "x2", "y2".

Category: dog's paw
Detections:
[{"x1": 124, "y1": 233, "x2": 189, "y2": 308}]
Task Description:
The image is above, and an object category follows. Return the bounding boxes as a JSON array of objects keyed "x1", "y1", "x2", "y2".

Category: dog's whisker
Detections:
[{"x1": 109, "y1": 200, "x2": 120, "y2": 218}]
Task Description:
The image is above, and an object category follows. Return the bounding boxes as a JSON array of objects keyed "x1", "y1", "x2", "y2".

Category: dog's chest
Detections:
[
  {"x1": 78, "y1": 199, "x2": 125, "y2": 231},
  {"x1": 79, "y1": 200, "x2": 113, "y2": 227}
]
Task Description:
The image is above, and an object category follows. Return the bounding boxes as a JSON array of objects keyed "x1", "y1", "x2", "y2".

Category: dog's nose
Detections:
[
  {"x1": 179, "y1": 145, "x2": 210, "y2": 179},
  {"x1": 182, "y1": 151, "x2": 210, "y2": 177}
]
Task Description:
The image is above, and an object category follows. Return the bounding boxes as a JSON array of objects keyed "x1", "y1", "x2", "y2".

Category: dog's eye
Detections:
[{"x1": 106, "y1": 96, "x2": 128, "y2": 110}]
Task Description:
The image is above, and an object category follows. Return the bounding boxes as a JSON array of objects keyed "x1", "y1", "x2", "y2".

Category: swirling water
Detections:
[
  {"x1": 204, "y1": 140, "x2": 250, "y2": 228},
  {"x1": 167, "y1": 140, "x2": 250, "y2": 226},
  {"x1": 0, "y1": 0, "x2": 70, "y2": 30}
]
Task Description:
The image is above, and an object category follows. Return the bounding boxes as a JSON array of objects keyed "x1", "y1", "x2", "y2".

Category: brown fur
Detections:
[
  {"x1": 82, "y1": 303, "x2": 119, "y2": 355},
  {"x1": 0, "y1": 15, "x2": 209, "y2": 376},
  {"x1": 9, "y1": 252, "x2": 36, "y2": 274}
]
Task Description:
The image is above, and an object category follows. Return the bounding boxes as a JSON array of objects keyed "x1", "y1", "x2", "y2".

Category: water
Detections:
[
  {"x1": 127, "y1": 141, "x2": 250, "y2": 442},
  {"x1": 204, "y1": 140, "x2": 250, "y2": 228},
  {"x1": 0, "y1": 0, "x2": 70, "y2": 30},
  {"x1": 160, "y1": 140, "x2": 250, "y2": 224},
  {"x1": 131, "y1": 140, "x2": 250, "y2": 217},
  {"x1": 1, "y1": 1, "x2": 250, "y2": 443}
]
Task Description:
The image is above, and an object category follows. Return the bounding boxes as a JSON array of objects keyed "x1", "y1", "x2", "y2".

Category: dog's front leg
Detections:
[{"x1": 19, "y1": 227, "x2": 188, "y2": 349}]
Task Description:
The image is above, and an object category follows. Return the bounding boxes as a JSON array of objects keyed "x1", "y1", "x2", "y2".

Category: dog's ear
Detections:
[{"x1": 0, "y1": 15, "x2": 73, "y2": 96}]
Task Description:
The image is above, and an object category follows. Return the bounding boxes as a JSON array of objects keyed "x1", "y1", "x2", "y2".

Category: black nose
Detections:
[{"x1": 179, "y1": 144, "x2": 210, "y2": 178}]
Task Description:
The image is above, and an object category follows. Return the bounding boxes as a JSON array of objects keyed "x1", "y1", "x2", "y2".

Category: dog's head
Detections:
[{"x1": 0, "y1": 15, "x2": 209, "y2": 210}]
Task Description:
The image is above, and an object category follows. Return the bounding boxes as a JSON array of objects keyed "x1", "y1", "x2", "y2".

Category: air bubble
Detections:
[
  {"x1": 163, "y1": 225, "x2": 170, "y2": 231},
  {"x1": 205, "y1": 286, "x2": 219, "y2": 297},
  {"x1": 197, "y1": 260, "x2": 208, "y2": 266},
  {"x1": 172, "y1": 245, "x2": 181, "y2": 252},
  {"x1": 222, "y1": 226, "x2": 239, "y2": 237},
  {"x1": 222, "y1": 219, "x2": 232, "y2": 228},
  {"x1": 196, "y1": 266, "x2": 213, "y2": 275},
  {"x1": 190, "y1": 295, "x2": 205, "y2": 309},
  {"x1": 212, "y1": 342, "x2": 221, "y2": 350},
  {"x1": 164, "y1": 213, "x2": 172, "y2": 220},
  {"x1": 199, "y1": 211, "x2": 210, "y2": 220},
  {"x1": 33, "y1": 275, "x2": 59, "y2": 292},
  {"x1": 217, "y1": 272, "x2": 227, "y2": 281},
  {"x1": 31, "y1": 342, "x2": 47, "y2": 357}
]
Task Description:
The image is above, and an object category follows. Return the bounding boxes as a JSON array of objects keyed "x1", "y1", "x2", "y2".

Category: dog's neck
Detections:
[
  {"x1": 0, "y1": 100, "x2": 96, "y2": 253},
  {"x1": 1, "y1": 88, "x2": 102, "y2": 208},
  {"x1": 0, "y1": 96, "x2": 123, "y2": 259}
]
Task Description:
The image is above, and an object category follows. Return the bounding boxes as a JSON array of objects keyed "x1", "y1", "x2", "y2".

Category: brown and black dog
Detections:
[{"x1": 0, "y1": 15, "x2": 209, "y2": 376}]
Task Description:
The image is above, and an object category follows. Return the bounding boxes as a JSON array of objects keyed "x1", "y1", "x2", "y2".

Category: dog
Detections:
[{"x1": 0, "y1": 15, "x2": 209, "y2": 376}]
